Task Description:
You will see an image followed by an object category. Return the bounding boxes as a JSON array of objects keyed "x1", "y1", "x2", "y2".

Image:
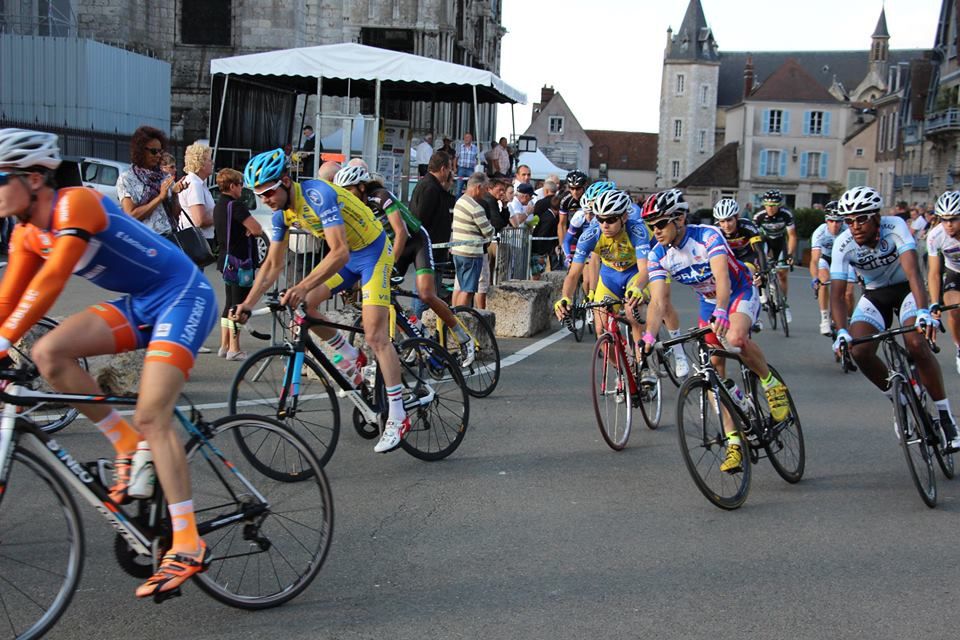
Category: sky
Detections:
[{"x1": 494, "y1": 0, "x2": 943, "y2": 139}]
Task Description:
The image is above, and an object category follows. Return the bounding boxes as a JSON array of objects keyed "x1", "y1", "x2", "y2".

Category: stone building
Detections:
[
  {"x1": 2, "y1": 0, "x2": 506, "y2": 146},
  {"x1": 521, "y1": 86, "x2": 592, "y2": 171},
  {"x1": 585, "y1": 130, "x2": 657, "y2": 194}
]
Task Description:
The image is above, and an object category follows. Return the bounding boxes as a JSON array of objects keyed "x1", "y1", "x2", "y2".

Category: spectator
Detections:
[
  {"x1": 159, "y1": 151, "x2": 184, "y2": 234},
  {"x1": 415, "y1": 133, "x2": 434, "y2": 177},
  {"x1": 454, "y1": 132, "x2": 478, "y2": 197},
  {"x1": 450, "y1": 173, "x2": 494, "y2": 307},
  {"x1": 317, "y1": 160, "x2": 341, "y2": 181},
  {"x1": 894, "y1": 200, "x2": 910, "y2": 220},
  {"x1": 178, "y1": 143, "x2": 216, "y2": 256},
  {"x1": 509, "y1": 182, "x2": 537, "y2": 227},
  {"x1": 483, "y1": 140, "x2": 498, "y2": 177},
  {"x1": 535, "y1": 172, "x2": 559, "y2": 199},
  {"x1": 300, "y1": 125, "x2": 320, "y2": 155},
  {"x1": 213, "y1": 168, "x2": 263, "y2": 361},
  {"x1": 482, "y1": 178, "x2": 509, "y2": 232},
  {"x1": 514, "y1": 164, "x2": 532, "y2": 189},
  {"x1": 439, "y1": 136, "x2": 455, "y2": 161},
  {"x1": 490, "y1": 137, "x2": 510, "y2": 178},
  {"x1": 117, "y1": 125, "x2": 176, "y2": 240},
  {"x1": 531, "y1": 180, "x2": 560, "y2": 274},
  {"x1": 411, "y1": 150, "x2": 455, "y2": 263}
]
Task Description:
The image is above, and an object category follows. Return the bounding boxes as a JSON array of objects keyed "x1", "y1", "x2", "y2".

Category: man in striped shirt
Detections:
[
  {"x1": 455, "y1": 132, "x2": 478, "y2": 198},
  {"x1": 451, "y1": 172, "x2": 494, "y2": 307}
]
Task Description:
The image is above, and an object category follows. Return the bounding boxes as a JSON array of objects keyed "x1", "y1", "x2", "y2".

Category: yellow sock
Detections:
[
  {"x1": 169, "y1": 500, "x2": 202, "y2": 553},
  {"x1": 95, "y1": 411, "x2": 140, "y2": 455}
]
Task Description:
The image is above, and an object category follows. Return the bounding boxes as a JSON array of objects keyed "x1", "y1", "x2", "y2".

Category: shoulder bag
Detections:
[{"x1": 175, "y1": 206, "x2": 216, "y2": 268}]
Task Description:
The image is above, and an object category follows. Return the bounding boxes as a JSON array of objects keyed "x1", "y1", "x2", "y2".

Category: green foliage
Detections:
[{"x1": 793, "y1": 207, "x2": 824, "y2": 239}]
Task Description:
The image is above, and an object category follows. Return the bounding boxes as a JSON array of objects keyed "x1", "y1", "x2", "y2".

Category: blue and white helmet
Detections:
[{"x1": 244, "y1": 148, "x2": 287, "y2": 189}]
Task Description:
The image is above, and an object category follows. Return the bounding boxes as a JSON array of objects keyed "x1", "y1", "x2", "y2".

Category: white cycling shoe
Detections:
[
  {"x1": 374, "y1": 418, "x2": 411, "y2": 453},
  {"x1": 819, "y1": 318, "x2": 832, "y2": 336},
  {"x1": 673, "y1": 351, "x2": 690, "y2": 378}
]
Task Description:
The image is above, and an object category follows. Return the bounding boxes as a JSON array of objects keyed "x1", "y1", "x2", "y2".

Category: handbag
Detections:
[
  {"x1": 222, "y1": 201, "x2": 255, "y2": 287},
  {"x1": 175, "y1": 207, "x2": 216, "y2": 268}
]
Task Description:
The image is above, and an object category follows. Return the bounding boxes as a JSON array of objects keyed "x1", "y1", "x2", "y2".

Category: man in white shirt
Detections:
[
  {"x1": 509, "y1": 182, "x2": 537, "y2": 227},
  {"x1": 415, "y1": 133, "x2": 434, "y2": 177}
]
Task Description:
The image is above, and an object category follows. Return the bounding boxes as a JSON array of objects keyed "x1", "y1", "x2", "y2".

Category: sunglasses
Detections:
[
  {"x1": 0, "y1": 171, "x2": 28, "y2": 186},
  {"x1": 597, "y1": 215, "x2": 623, "y2": 225},
  {"x1": 940, "y1": 216, "x2": 960, "y2": 223},
  {"x1": 648, "y1": 217, "x2": 676, "y2": 230},
  {"x1": 145, "y1": 147, "x2": 163, "y2": 156},
  {"x1": 844, "y1": 213, "x2": 875, "y2": 226},
  {"x1": 254, "y1": 181, "x2": 284, "y2": 198}
]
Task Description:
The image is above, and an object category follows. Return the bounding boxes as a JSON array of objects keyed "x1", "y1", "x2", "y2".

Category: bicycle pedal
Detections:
[{"x1": 152, "y1": 587, "x2": 182, "y2": 604}]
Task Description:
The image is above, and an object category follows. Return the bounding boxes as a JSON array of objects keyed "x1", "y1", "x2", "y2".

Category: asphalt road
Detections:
[{"x1": 8, "y1": 272, "x2": 960, "y2": 640}]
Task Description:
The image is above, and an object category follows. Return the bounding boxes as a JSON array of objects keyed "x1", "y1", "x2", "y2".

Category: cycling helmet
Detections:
[
  {"x1": 761, "y1": 189, "x2": 783, "y2": 206},
  {"x1": 640, "y1": 194, "x2": 658, "y2": 219},
  {"x1": 579, "y1": 193, "x2": 593, "y2": 215},
  {"x1": 333, "y1": 164, "x2": 371, "y2": 188},
  {"x1": 593, "y1": 190, "x2": 633, "y2": 218},
  {"x1": 824, "y1": 200, "x2": 843, "y2": 221},
  {"x1": 0, "y1": 128, "x2": 61, "y2": 170},
  {"x1": 584, "y1": 180, "x2": 616, "y2": 202},
  {"x1": 650, "y1": 188, "x2": 689, "y2": 219},
  {"x1": 838, "y1": 186, "x2": 883, "y2": 216},
  {"x1": 244, "y1": 148, "x2": 287, "y2": 189},
  {"x1": 935, "y1": 191, "x2": 960, "y2": 217},
  {"x1": 712, "y1": 198, "x2": 740, "y2": 220},
  {"x1": 565, "y1": 170, "x2": 589, "y2": 189}
]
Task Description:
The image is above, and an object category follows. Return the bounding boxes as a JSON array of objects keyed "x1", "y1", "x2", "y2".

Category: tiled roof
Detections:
[
  {"x1": 677, "y1": 142, "x2": 740, "y2": 188},
  {"x1": 747, "y1": 58, "x2": 838, "y2": 103},
  {"x1": 585, "y1": 130, "x2": 658, "y2": 171}
]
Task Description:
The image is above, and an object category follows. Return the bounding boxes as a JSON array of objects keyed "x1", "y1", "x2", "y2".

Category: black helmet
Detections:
[
  {"x1": 565, "y1": 170, "x2": 589, "y2": 189},
  {"x1": 762, "y1": 190, "x2": 783, "y2": 206}
]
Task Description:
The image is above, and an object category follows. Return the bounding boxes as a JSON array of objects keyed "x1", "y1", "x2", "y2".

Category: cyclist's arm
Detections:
[
  {"x1": 385, "y1": 208, "x2": 408, "y2": 258},
  {"x1": 900, "y1": 248, "x2": 930, "y2": 311},
  {"x1": 557, "y1": 212, "x2": 568, "y2": 244},
  {"x1": 786, "y1": 225, "x2": 798, "y2": 258},
  {"x1": 709, "y1": 254, "x2": 732, "y2": 312},
  {"x1": 0, "y1": 235, "x2": 44, "y2": 325},
  {"x1": 560, "y1": 261, "x2": 586, "y2": 301},
  {"x1": 644, "y1": 278, "x2": 668, "y2": 339},
  {"x1": 809, "y1": 248, "x2": 821, "y2": 281},
  {"x1": 298, "y1": 223, "x2": 350, "y2": 293},
  {"x1": 241, "y1": 238, "x2": 287, "y2": 309},
  {"x1": 928, "y1": 254, "x2": 943, "y2": 308},
  {"x1": 749, "y1": 236, "x2": 768, "y2": 274},
  {"x1": 829, "y1": 243, "x2": 852, "y2": 330}
]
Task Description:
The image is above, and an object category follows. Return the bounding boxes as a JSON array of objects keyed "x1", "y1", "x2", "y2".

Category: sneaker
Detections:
[
  {"x1": 108, "y1": 453, "x2": 134, "y2": 504},
  {"x1": 135, "y1": 542, "x2": 210, "y2": 598},
  {"x1": 753, "y1": 320, "x2": 763, "y2": 333},
  {"x1": 785, "y1": 307, "x2": 793, "y2": 324},
  {"x1": 225, "y1": 350, "x2": 247, "y2": 361},
  {"x1": 938, "y1": 411, "x2": 960, "y2": 453},
  {"x1": 819, "y1": 318, "x2": 832, "y2": 336},
  {"x1": 197, "y1": 346, "x2": 213, "y2": 354},
  {"x1": 720, "y1": 443, "x2": 743, "y2": 474},
  {"x1": 673, "y1": 352, "x2": 690, "y2": 378},
  {"x1": 374, "y1": 417, "x2": 411, "y2": 453},
  {"x1": 640, "y1": 368, "x2": 658, "y2": 387},
  {"x1": 763, "y1": 380, "x2": 790, "y2": 423},
  {"x1": 217, "y1": 346, "x2": 229, "y2": 358},
  {"x1": 460, "y1": 339, "x2": 477, "y2": 368}
]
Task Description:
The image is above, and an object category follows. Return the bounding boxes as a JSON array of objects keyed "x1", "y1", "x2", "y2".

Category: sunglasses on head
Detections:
[
  {"x1": 844, "y1": 213, "x2": 875, "y2": 226},
  {"x1": 254, "y1": 181, "x2": 284, "y2": 197},
  {"x1": 0, "y1": 171, "x2": 28, "y2": 186},
  {"x1": 648, "y1": 217, "x2": 676, "y2": 230},
  {"x1": 596, "y1": 215, "x2": 623, "y2": 225}
]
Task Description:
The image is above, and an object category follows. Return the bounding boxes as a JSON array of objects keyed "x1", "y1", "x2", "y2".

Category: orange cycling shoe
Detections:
[
  {"x1": 135, "y1": 542, "x2": 210, "y2": 598},
  {"x1": 108, "y1": 454, "x2": 134, "y2": 504}
]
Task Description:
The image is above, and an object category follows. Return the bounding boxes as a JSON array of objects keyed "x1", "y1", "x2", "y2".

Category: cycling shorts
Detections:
[
  {"x1": 819, "y1": 257, "x2": 856, "y2": 282},
  {"x1": 697, "y1": 284, "x2": 760, "y2": 326},
  {"x1": 851, "y1": 282, "x2": 917, "y2": 331},
  {"x1": 89, "y1": 270, "x2": 218, "y2": 378},
  {"x1": 766, "y1": 237, "x2": 787, "y2": 262},
  {"x1": 324, "y1": 232, "x2": 394, "y2": 307},
  {"x1": 594, "y1": 265, "x2": 640, "y2": 306},
  {"x1": 943, "y1": 269, "x2": 960, "y2": 295},
  {"x1": 394, "y1": 227, "x2": 435, "y2": 277}
]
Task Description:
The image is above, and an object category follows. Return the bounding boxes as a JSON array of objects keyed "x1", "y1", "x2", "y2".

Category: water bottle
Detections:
[
  {"x1": 127, "y1": 441, "x2": 156, "y2": 500},
  {"x1": 332, "y1": 354, "x2": 361, "y2": 387},
  {"x1": 362, "y1": 364, "x2": 378, "y2": 389},
  {"x1": 723, "y1": 378, "x2": 751, "y2": 414},
  {"x1": 409, "y1": 314, "x2": 425, "y2": 338}
]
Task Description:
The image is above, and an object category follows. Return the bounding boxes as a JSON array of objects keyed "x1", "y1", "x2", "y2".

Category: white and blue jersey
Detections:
[
  {"x1": 812, "y1": 222, "x2": 856, "y2": 281},
  {"x1": 926, "y1": 223, "x2": 960, "y2": 274},
  {"x1": 831, "y1": 216, "x2": 915, "y2": 290}
]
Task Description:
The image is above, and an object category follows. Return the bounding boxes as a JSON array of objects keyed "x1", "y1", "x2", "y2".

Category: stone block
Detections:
[
  {"x1": 540, "y1": 270, "x2": 567, "y2": 302},
  {"x1": 486, "y1": 280, "x2": 553, "y2": 337}
]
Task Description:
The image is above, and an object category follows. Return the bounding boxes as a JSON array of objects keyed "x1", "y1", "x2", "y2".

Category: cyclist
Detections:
[
  {"x1": 642, "y1": 189, "x2": 791, "y2": 473},
  {"x1": 926, "y1": 190, "x2": 960, "y2": 375},
  {"x1": 231, "y1": 148, "x2": 411, "y2": 454},
  {"x1": 556, "y1": 170, "x2": 589, "y2": 242},
  {"x1": 0, "y1": 128, "x2": 218, "y2": 597},
  {"x1": 830, "y1": 186, "x2": 960, "y2": 452},
  {"x1": 712, "y1": 198, "x2": 765, "y2": 331},
  {"x1": 333, "y1": 164, "x2": 475, "y2": 365},
  {"x1": 753, "y1": 189, "x2": 797, "y2": 323},
  {"x1": 809, "y1": 201, "x2": 855, "y2": 336}
]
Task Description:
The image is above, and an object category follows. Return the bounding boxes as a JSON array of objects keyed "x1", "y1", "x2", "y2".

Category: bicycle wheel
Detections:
[
  {"x1": 676, "y1": 377, "x2": 751, "y2": 509},
  {"x1": 571, "y1": 286, "x2": 586, "y2": 342},
  {"x1": 0, "y1": 446, "x2": 84, "y2": 639},
  {"x1": 637, "y1": 360, "x2": 662, "y2": 431},
  {"x1": 229, "y1": 345, "x2": 340, "y2": 471},
  {"x1": 766, "y1": 279, "x2": 778, "y2": 330},
  {"x1": 748, "y1": 365, "x2": 805, "y2": 483},
  {"x1": 387, "y1": 337, "x2": 470, "y2": 460},
  {"x1": 10, "y1": 317, "x2": 88, "y2": 433},
  {"x1": 592, "y1": 333, "x2": 632, "y2": 450},
  {"x1": 441, "y1": 305, "x2": 501, "y2": 398},
  {"x1": 892, "y1": 378, "x2": 937, "y2": 508},
  {"x1": 776, "y1": 279, "x2": 790, "y2": 338},
  {"x1": 189, "y1": 415, "x2": 333, "y2": 609}
]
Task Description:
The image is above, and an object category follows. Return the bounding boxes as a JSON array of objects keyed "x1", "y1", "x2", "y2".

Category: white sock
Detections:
[
  {"x1": 820, "y1": 309, "x2": 829, "y2": 321},
  {"x1": 326, "y1": 331, "x2": 359, "y2": 361}
]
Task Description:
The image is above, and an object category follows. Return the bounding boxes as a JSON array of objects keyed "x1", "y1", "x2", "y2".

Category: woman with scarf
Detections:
[{"x1": 116, "y1": 126, "x2": 176, "y2": 241}]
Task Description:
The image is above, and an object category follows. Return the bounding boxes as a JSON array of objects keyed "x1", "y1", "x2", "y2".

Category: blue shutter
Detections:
[
  {"x1": 759, "y1": 149, "x2": 768, "y2": 176},
  {"x1": 780, "y1": 150, "x2": 788, "y2": 177},
  {"x1": 782, "y1": 110, "x2": 790, "y2": 135},
  {"x1": 820, "y1": 152, "x2": 829, "y2": 178},
  {"x1": 800, "y1": 152, "x2": 809, "y2": 178},
  {"x1": 762, "y1": 109, "x2": 770, "y2": 134},
  {"x1": 803, "y1": 111, "x2": 811, "y2": 135},
  {"x1": 822, "y1": 112, "x2": 831, "y2": 136}
]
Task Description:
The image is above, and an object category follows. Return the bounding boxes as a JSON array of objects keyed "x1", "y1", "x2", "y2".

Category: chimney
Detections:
[
  {"x1": 540, "y1": 85, "x2": 555, "y2": 105},
  {"x1": 743, "y1": 55, "x2": 755, "y2": 99},
  {"x1": 665, "y1": 26, "x2": 673, "y2": 55}
]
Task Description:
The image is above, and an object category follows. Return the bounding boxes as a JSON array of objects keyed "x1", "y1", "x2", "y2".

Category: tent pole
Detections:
[
  {"x1": 374, "y1": 79, "x2": 381, "y2": 173},
  {"x1": 313, "y1": 77, "x2": 322, "y2": 178},
  {"x1": 472, "y1": 85, "x2": 480, "y2": 162},
  {"x1": 510, "y1": 103, "x2": 516, "y2": 140},
  {"x1": 212, "y1": 74, "x2": 230, "y2": 168}
]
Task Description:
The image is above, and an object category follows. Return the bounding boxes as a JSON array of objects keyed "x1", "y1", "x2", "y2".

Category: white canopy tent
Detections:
[
  {"x1": 209, "y1": 43, "x2": 526, "y2": 178},
  {"x1": 518, "y1": 149, "x2": 569, "y2": 181}
]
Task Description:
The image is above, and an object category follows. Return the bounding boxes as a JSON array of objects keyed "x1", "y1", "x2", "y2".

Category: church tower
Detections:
[
  {"x1": 658, "y1": 0, "x2": 720, "y2": 187},
  {"x1": 870, "y1": 6, "x2": 890, "y2": 80}
]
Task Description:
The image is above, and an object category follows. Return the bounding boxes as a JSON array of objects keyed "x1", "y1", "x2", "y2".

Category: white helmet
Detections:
[
  {"x1": 579, "y1": 193, "x2": 593, "y2": 215},
  {"x1": 712, "y1": 198, "x2": 740, "y2": 220},
  {"x1": 333, "y1": 164, "x2": 371, "y2": 187},
  {"x1": 0, "y1": 128, "x2": 61, "y2": 170},
  {"x1": 652, "y1": 188, "x2": 689, "y2": 219},
  {"x1": 593, "y1": 190, "x2": 633, "y2": 217},
  {"x1": 838, "y1": 186, "x2": 883, "y2": 216},
  {"x1": 935, "y1": 191, "x2": 960, "y2": 217}
]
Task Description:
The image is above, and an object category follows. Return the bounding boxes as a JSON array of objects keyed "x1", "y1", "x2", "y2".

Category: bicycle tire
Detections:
[
  {"x1": 189, "y1": 414, "x2": 333, "y2": 609},
  {"x1": 379, "y1": 337, "x2": 470, "y2": 461},
  {"x1": 592, "y1": 333, "x2": 632, "y2": 450},
  {"x1": 637, "y1": 360, "x2": 662, "y2": 431},
  {"x1": 442, "y1": 305, "x2": 501, "y2": 398},
  {"x1": 892, "y1": 377, "x2": 937, "y2": 508},
  {"x1": 748, "y1": 365, "x2": 805, "y2": 483},
  {"x1": 11, "y1": 317, "x2": 88, "y2": 434},
  {"x1": 676, "y1": 376, "x2": 751, "y2": 510},
  {"x1": 914, "y1": 378, "x2": 955, "y2": 480},
  {"x1": 0, "y1": 446, "x2": 84, "y2": 639},
  {"x1": 228, "y1": 345, "x2": 341, "y2": 472},
  {"x1": 766, "y1": 279, "x2": 778, "y2": 330},
  {"x1": 571, "y1": 286, "x2": 586, "y2": 342}
]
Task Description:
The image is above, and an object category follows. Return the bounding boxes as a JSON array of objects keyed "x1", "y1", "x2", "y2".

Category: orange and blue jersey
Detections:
[{"x1": 0, "y1": 187, "x2": 217, "y2": 376}]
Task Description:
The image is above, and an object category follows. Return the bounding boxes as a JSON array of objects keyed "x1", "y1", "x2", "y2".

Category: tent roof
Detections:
[
  {"x1": 210, "y1": 42, "x2": 526, "y2": 104},
  {"x1": 518, "y1": 149, "x2": 568, "y2": 181}
]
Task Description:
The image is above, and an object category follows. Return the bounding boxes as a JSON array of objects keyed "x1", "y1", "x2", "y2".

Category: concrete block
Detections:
[
  {"x1": 540, "y1": 270, "x2": 567, "y2": 302},
  {"x1": 486, "y1": 280, "x2": 553, "y2": 337}
]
